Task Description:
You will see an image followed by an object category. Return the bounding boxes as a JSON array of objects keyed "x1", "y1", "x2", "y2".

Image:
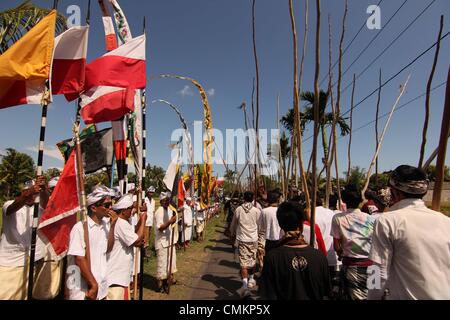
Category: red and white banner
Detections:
[
  {"x1": 84, "y1": 34, "x2": 146, "y2": 91},
  {"x1": 102, "y1": 16, "x2": 118, "y2": 52},
  {"x1": 38, "y1": 151, "x2": 79, "y2": 260},
  {"x1": 80, "y1": 85, "x2": 135, "y2": 124},
  {"x1": 52, "y1": 26, "x2": 89, "y2": 97}
]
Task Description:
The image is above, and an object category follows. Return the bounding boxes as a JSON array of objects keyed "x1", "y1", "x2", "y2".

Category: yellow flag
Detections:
[{"x1": 0, "y1": 10, "x2": 56, "y2": 81}]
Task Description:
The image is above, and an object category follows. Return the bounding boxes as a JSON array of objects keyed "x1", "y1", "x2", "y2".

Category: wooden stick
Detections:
[
  {"x1": 325, "y1": 14, "x2": 334, "y2": 209},
  {"x1": 432, "y1": 67, "x2": 450, "y2": 211},
  {"x1": 277, "y1": 95, "x2": 286, "y2": 198},
  {"x1": 362, "y1": 74, "x2": 411, "y2": 199},
  {"x1": 310, "y1": 0, "x2": 321, "y2": 246},
  {"x1": 252, "y1": 0, "x2": 260, "y2": 202},
  {"x1": 375, "y1": 68, "x2": 382, "y2": 186},
  {"x1": 419, "y1": 15, "x2": 444, "y2": 168},
  {"x1": 346, "y1": 73, "x2": 355, "y2": 183}
]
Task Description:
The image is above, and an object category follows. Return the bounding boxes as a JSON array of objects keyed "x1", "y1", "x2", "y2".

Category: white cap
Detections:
[
  {"x1": 160, "y1": 192, "x2": 171, "y2": 200},
  {"x1": 23, "y1": 180, "x2": 35, "y2": 190},
  {"x1": 112, "y1": 194, "x2": 134, "y2": 211},
  {"x1": 48, "y1": 177, "x2": 59, "y2": 188},
  {"x1": 147, "y1": 186, "x2": 156, "y2": 193},
  {"x1": 87, "y1": 185, "x2": 115, "y2": 206},
  {"x1": 186, "y1": 197, "x2": 192, "y2": 202}
]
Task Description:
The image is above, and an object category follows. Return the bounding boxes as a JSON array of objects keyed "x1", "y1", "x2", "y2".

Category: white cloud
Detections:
[
  {"x1": 207, "y1": 88, "x2": 216, "y2": 97},
  {"x1": 24, "y1": 145, "x2": 64, "y2": 162},
  {"x1": 178, "y1": 85, "x2": 194, "y2": 97}
]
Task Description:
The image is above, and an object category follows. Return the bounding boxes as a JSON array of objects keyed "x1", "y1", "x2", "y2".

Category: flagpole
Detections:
[
  {"x1": 27, "y1": 82, "x2": 50, "y2": 300},
  {"x1": 138, "y1": 17, "x2": 147, "y2": 299}
]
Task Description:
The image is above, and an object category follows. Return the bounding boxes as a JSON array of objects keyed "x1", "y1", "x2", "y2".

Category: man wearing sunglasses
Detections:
[{"x1": 66, "y1": 185, "x2": 117, "y2": 300}]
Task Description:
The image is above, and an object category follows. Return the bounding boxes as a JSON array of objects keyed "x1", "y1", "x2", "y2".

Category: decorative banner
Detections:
[{"x1": 159, "y1": 75, "x2": 213, "y2": 208}]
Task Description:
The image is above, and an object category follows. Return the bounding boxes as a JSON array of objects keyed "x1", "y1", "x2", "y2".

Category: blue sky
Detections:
[{"x1": 0, "y1": 0, "x2": 449, "y2": 179}]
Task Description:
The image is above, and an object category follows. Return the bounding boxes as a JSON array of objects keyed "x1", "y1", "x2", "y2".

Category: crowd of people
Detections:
[
  {"x1": 224, "y1": 165, "x2": 450, "y2": 300},
  {"x1": 0, "y1": 179, "x2": 220, "y2": 300}
]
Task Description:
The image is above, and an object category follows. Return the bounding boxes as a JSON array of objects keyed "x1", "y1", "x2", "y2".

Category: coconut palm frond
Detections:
[{"x1": 0, "y1": 0, "x2": 67, "y2": 54}]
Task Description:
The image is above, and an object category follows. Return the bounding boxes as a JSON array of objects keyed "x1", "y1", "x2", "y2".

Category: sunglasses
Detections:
[{"x1": 101, "y1": 202, "x2": 112, "y2": 209}]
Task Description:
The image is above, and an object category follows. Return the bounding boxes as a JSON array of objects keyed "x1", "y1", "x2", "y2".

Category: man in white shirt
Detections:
[
  {"x1": 0, "y1": 177, "x2": 49, "y2": 300},
  {"x1": 183, "y1": 197, "x2": 194, "y2": 247},
  {"x1": 260, "y1": 190, "x2": 282, "y2": 253},
  {"x1": 66, "y1": 185, "x2": 117, "y2": 300},
  {"x1": 230, "y1": 191, "x2": 263, "y2": 291},
  {"x1": 144, "y1": 186, "x2": 156, "y2": 257},
  {"x1": 106, "y1": 194, "x2": 147, "y2": 300},
  {"x1": 194, "y1": 198, "x2": 206, "y2": 241},
  {"x1": 154, "y1": 192, "x2": 178, "y2": 293},
  {"x1": 314, "y1": 193, "x2": 339, "y2": 274},
  {"x1": 369, "y1": 165, "x2": 450, "y2": 300}
]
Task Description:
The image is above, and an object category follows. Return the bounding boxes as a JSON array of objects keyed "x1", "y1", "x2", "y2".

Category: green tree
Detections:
[
  {"x1": 0, "y1": 0, "x2": 67, "y2": 54},
  {"x1": 0, "y1": 148, "x2": 35, "y2": 200},
  {"x1": 426, "y1": 165, "x2": 450, "y2": 182},
  {"x1": 85, "y1": 172, "x2": 109, "y2": 193},
  {"x1": 44, "y1": 168, "x2": 61, "y2": 181},
  {"x1": 344, "y1": 166, "x2": 366, "y2": 188},
  {"x1": 281, "y1": 90, "x2": 350, "y2": 165},
  {"x1": 144, "y1": 165, "x2": 166, "y2": 194}
]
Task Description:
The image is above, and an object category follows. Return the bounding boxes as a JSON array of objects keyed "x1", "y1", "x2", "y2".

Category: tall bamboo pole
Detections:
[
  {"x1": 331, "y1": 0, "x2": 348, "y2": 210},
  {"x1": 310, "y1": 0, "x2": 321, "y2": 246},
  {"x1": 346, "y1": 74, "x2": 356, "y2": 183},
  {"x1": 277, "y1": 95, "x2": 286, "y2": 198},
  {"x1": 362, "y1": 75, "x2": 411, "y2": 199},
  {"x1": 375, "y1": 68, "x2": 382, "y2": 186},
  {"x1": 419, "y1": 15, "x2": 444, "y2": 168},
  {"x1": 252, "y1": 0, "x2": 260, "y2": 202},
  {"x1": 432, "y1": 67, "x2": 450, "y2": 211},
  {"x1": 325, "y1": 14, "x2": 334, "y2": 209}
]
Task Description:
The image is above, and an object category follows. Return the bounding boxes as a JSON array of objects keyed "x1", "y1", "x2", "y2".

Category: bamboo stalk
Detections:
[
  {"x1": 297, "y1": 0, "x2": 310, "y2": 209},
  {"x1": 325, "y1": 14, "x2": 334, "y2": 209},
  {"x1": 332, "y1": 0, "x2": 347, "y2": 210},
  {"x1": 362, "y1": 75, "x2": 411, "y2": 199},
  {"x1": 419, "y1": 15, "x2": 444, "y2": 168},
  {"x1": 277, "y1": 95, "x2": 286, "y2": 198},
  {"x1": 375, "y1": 68, "x2": 382, "y2": 186},
  {"x1": 432, "y1": 67, "x2": 450, "y2": 211},
  {"x1": 252, "y1": 0, "x2": 260, "y2": 202},
  {"x1": 310, "y1": 0, "x2": 321, "y2": 246},
  {"x1": 346, "y1": 73, "x2": 356, "y2": 183}
]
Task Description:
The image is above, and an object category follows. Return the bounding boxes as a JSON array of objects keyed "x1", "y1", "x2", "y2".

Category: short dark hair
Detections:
[
  {"x1": 316, "y1": 190, "x2": 325, "y2": 206},
  {"x1": 342, "y1": 183, "x2": 362, "y2": 209},
  {"x1": 277, "y1": 201, "x2": 307, "y2": 231},
  {"x1": 328, "y1": 194, "x2": 338, "y2": 210},
  {"x1": 243, "y1": 191, "x2": 254, "y2": 203},
  {"x1": 267, "y1": 190, "x2": 280, "y2": 204}
]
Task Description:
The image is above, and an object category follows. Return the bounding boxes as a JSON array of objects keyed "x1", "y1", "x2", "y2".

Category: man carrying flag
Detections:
[
  {"x1": 0, "y1": 177, "x2": 50, "y2": 300},
  {"x1": 66, "y1": 186, "x2": 117, "y2": 300},
  {"x1": 154, "y1": 192, "x2": 178, "y2": 293}
]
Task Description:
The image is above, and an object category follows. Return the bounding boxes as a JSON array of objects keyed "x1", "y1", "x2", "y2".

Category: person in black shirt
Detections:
[{"x1": 259, "y1": 201, "x2": 331, "y2": 300}]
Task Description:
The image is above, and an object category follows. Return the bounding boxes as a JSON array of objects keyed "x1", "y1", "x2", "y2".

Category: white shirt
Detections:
[
  {"x1": 315, "y1": 206, "x2": 339, "y2": 266},
  {"x1": 331, "y1": 208, "x2": 375, "y2": 259},
  {"x1": 369, "y1": 199, "x2": 450, "y2": 300},
  {"x1": 154, "y1": 207, "x2": 178, "y2": 250},
  {"x1": 67, "y1": 217, "x2": 109, "y2": 300},
  {"x1": 183, "y1": 205, "x2": 193, "y2": 227},
  {"x1": 144, "y1": 197, "x2": 155, "y2": 227},
  {"x1": 195, "y1": 202, "x2": 204, "y2": 221},
  {"x1": 231, "y1": 203, "x2": 262, "y2": 243},
  {"x1": 106, "y1": 218, "x2": 138, "y2": 287},
  {"x1": 260, "y1": 206, "x2": 282, "y2": 241},
  {"x1": 0, "y1": 201, "x2": 45, "y2": 267}
]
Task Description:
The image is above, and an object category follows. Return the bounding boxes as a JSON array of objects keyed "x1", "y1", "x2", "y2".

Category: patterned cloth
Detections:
[
  {"x1": 238, "y1": 241, "x2": 258, "y2": 268},
  {"x1": 342, "y1": 265, "x2": 370, "y2": 300}
]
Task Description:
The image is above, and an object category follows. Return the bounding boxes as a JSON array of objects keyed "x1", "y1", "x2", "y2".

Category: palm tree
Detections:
[
  {"x1": 0, "y1": 0, "x2": 67, "y2": 54},
  {"x1": 0, "y1": 148, "x2": 35, "y2": 199},
  {"x1": 281, "y1": 90, "x2": 350, "y2": 166}
]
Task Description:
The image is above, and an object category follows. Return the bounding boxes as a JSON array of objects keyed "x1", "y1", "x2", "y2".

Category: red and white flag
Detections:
[
  {"x1": 84, "y1": 34, "x2": 146, "y2": 91},
  {"x1": 102, "y1": 15, "x2": 118, "y2": 52},
  {"x1": 80, "y1": 85, "x2": 135, "y2": 124},
  {"x1": 52, "y1": 26, "x2": 89, "y2": 98},
  {"x1": 38, "y1": 151, "x2": 79, "y2": 260}
]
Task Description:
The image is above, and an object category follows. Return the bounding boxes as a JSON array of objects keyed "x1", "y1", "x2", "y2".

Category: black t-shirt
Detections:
[{"x1": 260, "y1": 245, "x2": 331, "y2": 300}]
